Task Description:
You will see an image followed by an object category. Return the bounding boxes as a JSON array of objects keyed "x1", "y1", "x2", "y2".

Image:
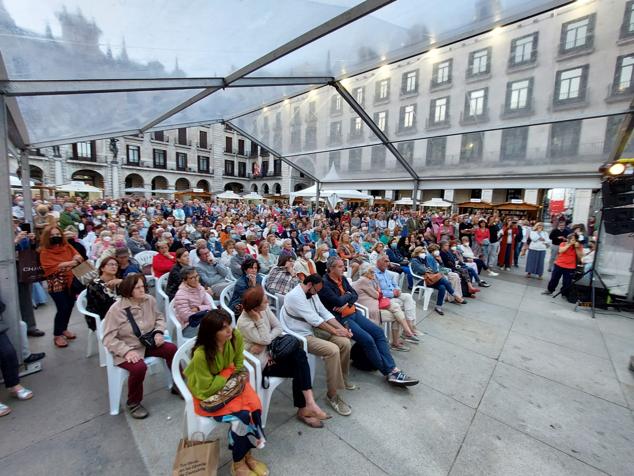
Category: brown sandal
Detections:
[
  {"x1": 296, "y1": 413, "x2": 324, "y2": 428},
  {"x1": 62, "y1": 330, "x2": 76, "y2": 340},
  {"x1": 54, "y1": 336, "x2": 68, "y2": 348}
]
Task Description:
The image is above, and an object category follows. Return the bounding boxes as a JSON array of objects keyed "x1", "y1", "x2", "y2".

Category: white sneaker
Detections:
[{"x1": 487, "y1": 270, "x2": 499, "y2": 276}]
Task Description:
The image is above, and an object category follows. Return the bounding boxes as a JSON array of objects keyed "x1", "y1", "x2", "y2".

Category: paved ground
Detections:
[{"x1": 1, "y1": 267, "x2": 633, "y2": 476}]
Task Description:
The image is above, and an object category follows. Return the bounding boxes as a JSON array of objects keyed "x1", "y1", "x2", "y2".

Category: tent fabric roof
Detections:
[{"x1": 1, "y1": 0, "x2": 619, "y2": 185}]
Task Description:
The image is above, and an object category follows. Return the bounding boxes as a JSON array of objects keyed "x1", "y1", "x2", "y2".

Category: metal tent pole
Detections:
[
  {"x1": 0, "y1": 95, "x2": 22, "y2": 353},
  {"x1": 20, "y1": 149, "x2": 33, "y2": 226},
  {"x1": 315, "y1": 182, "x2": 321, "y2": 212}
]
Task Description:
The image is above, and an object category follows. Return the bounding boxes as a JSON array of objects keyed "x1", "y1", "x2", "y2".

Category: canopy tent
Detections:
[
  {"x1": 56, "y1": 181, "x2": 103, "y2": 193},
  {"x1": 10, "y1": 175, "x2": 35, "y2": 187},
  {"x1": 216, "y1": 190, "x2": 243, "y2": 200},
  {"x1": 421, "y1": 198, "x2": 453, "y2": 208},
  {"x1": 0, "y1": 0, "x2": 633, "y2": 359},
  {"x1": 457, "y1": 201, "x2": 494, "y2": 210},
  {"x1": 290, "y1": 184, "x2": 372, "y2": 203},
  {"x1": 123, "y1": 187, "x2": 149, "y2": 194},
  {"x1": 394, "y1": 197, "x2": 414, "y2": 206},
  {"x1": 242, "y1": 192, "x2": 264, "y2": 201},
  {"x1": 0, "y1": 0, "x2": 592, "y2": 189}
]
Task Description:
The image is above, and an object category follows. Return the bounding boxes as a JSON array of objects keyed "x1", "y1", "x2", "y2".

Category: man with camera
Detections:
[{"x1": 542, "y1": 233, "x2": 585, "y2": 298}]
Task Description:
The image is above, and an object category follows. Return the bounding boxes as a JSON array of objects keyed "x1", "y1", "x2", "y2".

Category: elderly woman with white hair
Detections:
[
  {"x1": 351, "y1": 262, "x2": 417, "y2": 352},
  {"x1": 280, "y1": 239, "x2": 297, "y2": 259}
]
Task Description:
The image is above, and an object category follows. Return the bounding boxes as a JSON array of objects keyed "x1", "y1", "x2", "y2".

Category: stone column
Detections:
[
  {"x1": 524, "y1": 189, "x2": 539, "y2": 205},
  {"x1": 110, "y1": 160, "x2": 120, "y2": 198},
  {"x1": 53, "y1": 156, "x2": 65, "y2": 185},
  {"x1": 572, "y1": 189, "x2": 593, "y2": 226}
]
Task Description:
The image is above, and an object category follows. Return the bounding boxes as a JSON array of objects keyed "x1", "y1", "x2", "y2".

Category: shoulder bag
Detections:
[
  {"x1": 424, "y1": 272, "x2": 443, "y2": 286},
  {"x1": 200, "y1": 368, "x2": 249, "y2": 413},
  {"x1": 124, "y1": 307, "x2": 162, "y2": 349}
]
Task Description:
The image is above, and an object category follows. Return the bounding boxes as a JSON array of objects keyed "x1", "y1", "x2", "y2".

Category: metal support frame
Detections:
[
  {"x1": 225, "y1": 120, "x2": 319, "y2": 183},
  {"x1": 412, "y1": 179, "x2": 419, "y2": 210},
  {"x1": 20, "y1": 149, "x2": 33, "y2": 226},
  {"x1": 0, "y1": 76, "x2": 334, "y2": 97},
  {"x1": 330, "y1": 81, "x2": 419, "y2": 180},
  {"x1": 138, "y1": 0, "x2": 394, "y2": 132},
  {"x1": 0, "y1": 95, "x2": 22, "y2": 356}
]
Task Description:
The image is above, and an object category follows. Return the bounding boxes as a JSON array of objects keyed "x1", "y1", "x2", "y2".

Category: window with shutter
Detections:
[
  {"x1": 501, "y1": 127, "x2": 528, "y2": 161},
  {"x1": 199, "y1": 131, "x2": 208, "y2": 149},
  {"x1": 554, "y1": 65, "x2": 589, "y2": 105},
  {"x1": 505, "y1": 78, "x2": 533, "y2": 114},
  {"x1": 431, "y1": 59, "x2": 452, "y2": 88},
  {"x1": 429, "y1": 97, "x2": 450, "y2": 127},
  {"x1": 225, "y1": 136, "x2": 233, "y2": 153},
  {"x1": 370, "y1": 146, "x2": 386, "y2": 169},
  {"x1": 177, "y1": 128, "x2": 187, "y2": 145},
  {"x1": 375, "y1": 78, "x2": 390, "y2": 102},
  {"x1": 176, "y1": 152, "x2": 187, "y2": 170},
  {"x1": 621, "y1": 1, "x2": 634, "y2": 38},
  {"x1": 509, "y1": 33, "x2": 538, "y2": 66},
  {"x1": 612, "y1": 55, "x2": 634, "y2": 95},
  {"x1": 467, "y1": 48, "x2": 491, "y2": 77},
  {"x1": 426, "y1": 137, "x2": 446, "y2": 166},
  {"x1": 550, "y1": 121, "x2": 581, "y2": 158},
  {"x1": 460, "y1": 133, "x2": 484, "y2": 163},
  {"x1": 559, "y1": 14, "x2": 595, "y2": 55}
]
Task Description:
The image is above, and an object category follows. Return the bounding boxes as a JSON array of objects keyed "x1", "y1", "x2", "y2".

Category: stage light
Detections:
[{"x1": 608, "y1": 162, "x2": 626, "y2": 176}]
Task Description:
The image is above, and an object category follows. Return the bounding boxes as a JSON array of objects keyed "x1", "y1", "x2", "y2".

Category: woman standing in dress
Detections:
[{"x1": 525, "y1": 222, "x2": 550, "y2": 279}]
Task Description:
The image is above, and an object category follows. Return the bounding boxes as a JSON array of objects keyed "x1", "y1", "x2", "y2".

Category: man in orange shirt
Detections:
[
  {"x1": 318, "y1": 256, "x2": 419, "y2": 388},
  {"x1": 543, "y1": 233, "x2": 584, "y2": 297}
]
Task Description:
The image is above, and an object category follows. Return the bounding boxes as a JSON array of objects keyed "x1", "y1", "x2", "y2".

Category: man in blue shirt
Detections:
[{"x1": 375, "y1": 255, "x2": 421, "y2": 338}]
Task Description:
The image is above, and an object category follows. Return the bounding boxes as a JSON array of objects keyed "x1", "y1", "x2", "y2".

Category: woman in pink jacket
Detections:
[{"x1": 172, "y1": 266, "x2": 214, "y2": 338}]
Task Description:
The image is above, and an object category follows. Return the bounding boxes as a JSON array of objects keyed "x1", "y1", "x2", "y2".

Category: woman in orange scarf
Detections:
[{"x1": 39, "y1": 225, "x2": 83, "y2": 348}]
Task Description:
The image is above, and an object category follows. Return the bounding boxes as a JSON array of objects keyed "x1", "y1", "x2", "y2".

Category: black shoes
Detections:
[
  {"x1": 24, "y1": 353, "x2": 45, "y2": 364},
  {"x1": 27, "y1": 328, "x2": 45, "y2": 337}
]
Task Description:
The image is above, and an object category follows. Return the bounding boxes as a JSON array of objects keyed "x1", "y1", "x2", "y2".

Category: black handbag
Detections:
[
  {"x1": 268, "y1": 334, "x2": 300, "y2": 362},
  {"x1": 125, "y1": 307, "x2": 162, "y2": 349}
]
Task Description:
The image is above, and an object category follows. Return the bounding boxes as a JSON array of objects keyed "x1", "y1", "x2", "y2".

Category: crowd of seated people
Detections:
[{"x1": 9, "y1": 193, "x2": 600, "y2": 475}]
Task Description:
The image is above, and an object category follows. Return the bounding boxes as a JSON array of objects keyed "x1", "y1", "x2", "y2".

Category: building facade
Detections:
[
  {"x1": 11, "y1": 123, "x2": 313, "y2": 199},
  {"x1": 234, "y1": 0, "x2": 634, "y2": 222}
]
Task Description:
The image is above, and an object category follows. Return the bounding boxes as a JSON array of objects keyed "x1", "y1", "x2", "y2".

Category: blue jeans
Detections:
[
  {"x1": 401, "y1": 265, "x2": 414, "y2": 289},
  {"x1": 340, "y1": 310, "x2": 395, "y2": 376},
  {"x1": 432, "y1": 277, "x2": 455, "y2": 307},
  {"x1": 465, "y1": 266, "x2": 480, "y2": 284},
  {"x1": 547, "y1": 265, "x2": 574, "y2": 296}
]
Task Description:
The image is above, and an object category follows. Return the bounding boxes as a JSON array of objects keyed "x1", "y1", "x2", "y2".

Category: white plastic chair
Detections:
[
  {"x1": 76, "y1": 289, "x2": 106, "y2": 367},
  {"x1": 219, "y1": 283, "x2": 236, "y2": 326},
  {"x1": 242, "y1": 349, "x2": 286, "y2": 428},
  {"x1": 134, "y1": 250, "x2": 158, "y2": 289},
  {"x1": 156, "y1": 273, "x2": 170, "y2": 319},
  {"x1": 410, "y1": 270, "x2": 434, "y2": 311},
  {"x1": 261, "y1": 274, "x2": 280, "y2": 315},
  {"x1": 168, "y1": 298, "x2": 217, "y2": 348},
  {"x1": 98, "y1": 317, "x2": 173, "y2": 416},
  {"x1": 172, "y1": 339, "x2": 257, "y2": 439},
  {"x1": 279, "y1": 306, "x2": 317, "y2": 384}
]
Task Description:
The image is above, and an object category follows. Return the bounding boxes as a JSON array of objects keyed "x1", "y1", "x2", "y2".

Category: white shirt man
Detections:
[{"x1": 281, "y1": 278, "x2": 354, "y2": 416}]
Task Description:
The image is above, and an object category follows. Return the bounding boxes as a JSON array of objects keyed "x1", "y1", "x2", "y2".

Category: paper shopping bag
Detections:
[
  {"x1": 71, "y1": 260, "x2": 98, "y2": 286},
  {"x1": 17, "y1": 249, "x2": 45, "y2": 283},
  {"x1": 172, "y1": 437, "x2": 219, "y2": 476}
]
